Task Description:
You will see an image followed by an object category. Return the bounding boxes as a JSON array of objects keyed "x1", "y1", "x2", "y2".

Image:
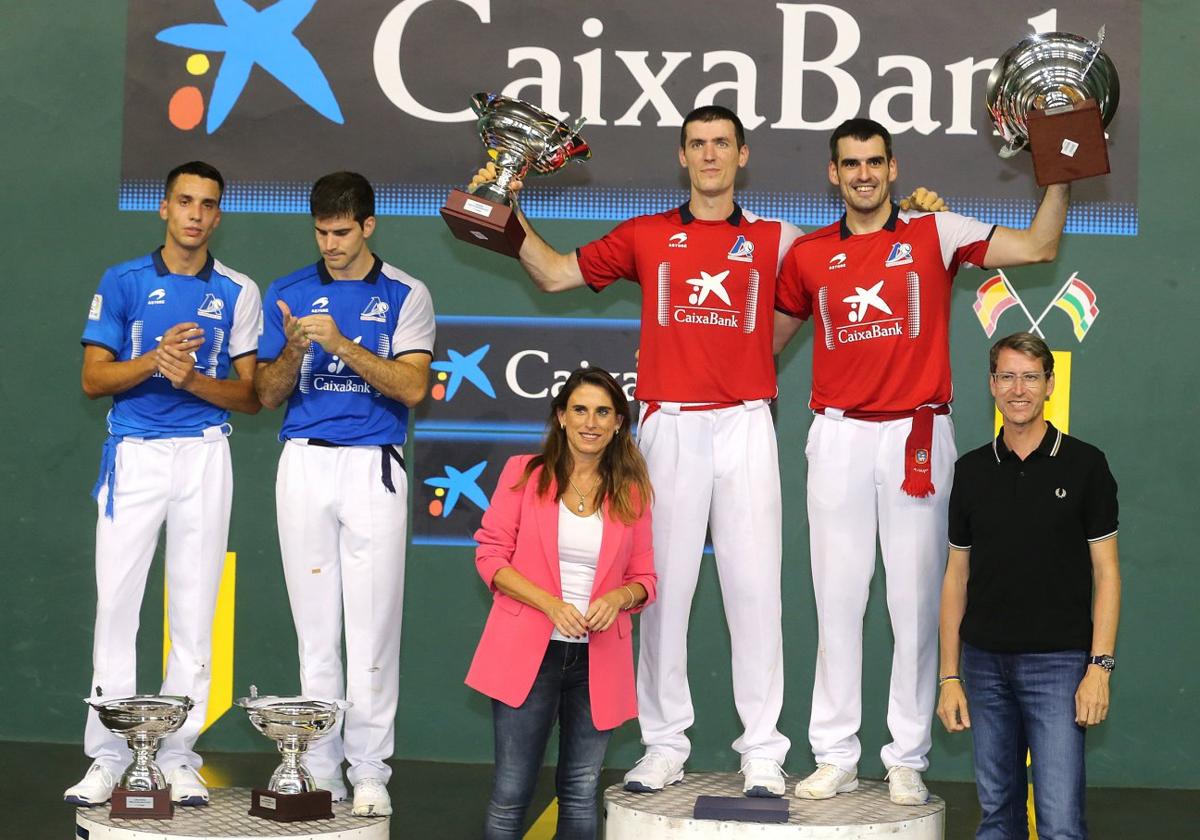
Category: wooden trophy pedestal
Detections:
[
  {"x1": 441, "y1": 189, "x2": 527, "y2": 258},
  {"x1": 110, "y1": 785, "x2": 174, "y2": 819},
  {"x1": 1026, "y1": 98, "x2": 1110, "y2": 185},
  {"x1": 249, "y1": 787, "x2": 335, "y2": 822}
]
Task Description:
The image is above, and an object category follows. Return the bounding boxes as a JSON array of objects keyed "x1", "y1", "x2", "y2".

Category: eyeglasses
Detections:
[{"x1": 991, "y1": 371, "x2": 1050, "y2": 388}]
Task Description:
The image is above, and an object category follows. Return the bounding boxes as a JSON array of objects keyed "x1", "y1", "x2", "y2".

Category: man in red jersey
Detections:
[
  {"x1": 775, "y1": 117, "x2": 1070, "y2": 806},
  {"x1": 472, "y1": 106, "x2": 943, "y2": 799}
]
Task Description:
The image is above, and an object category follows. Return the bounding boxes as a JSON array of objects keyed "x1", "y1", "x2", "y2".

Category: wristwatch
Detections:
[{"x1": 1088, "y1": 654, "x2": 1116, "y2": 673}]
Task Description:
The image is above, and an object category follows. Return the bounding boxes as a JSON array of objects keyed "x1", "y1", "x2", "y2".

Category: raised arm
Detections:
[
  {"x1": 984, "y1": 183, "x2": 1070, "y2": 268},
  {"x1": 469, "y1": 164, "x2": 585, "y2": 293}
]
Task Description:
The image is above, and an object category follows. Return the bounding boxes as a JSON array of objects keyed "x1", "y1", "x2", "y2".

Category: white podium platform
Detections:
[
  {"x1": 75, "y1": 788, "x2": 389, "y2": 840},
  {"x1": 604, "y1": 773, "x2": 944, "y2": 839}
]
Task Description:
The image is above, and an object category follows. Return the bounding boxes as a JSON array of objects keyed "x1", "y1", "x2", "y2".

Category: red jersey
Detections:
[
  {"x1": 577, "y1": 203, "x2": 800, "y2": 403},
  {"x1": 777, "y1": 205, "x2": 993, "y2": 413}
]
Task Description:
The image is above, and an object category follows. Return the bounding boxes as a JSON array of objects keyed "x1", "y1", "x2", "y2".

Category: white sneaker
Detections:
[
  {"x1": 167, "y1": 765, "x2": 209, "y2": 805},
  {"x1": 623, "y1": 752, "x2": 685, "y2": 792},
  {"x1": 352, "y1": 778, "x2": 391, "y2": 817},
  {"x1": 63, "y1": 763, "x2": 117, "y2": 806},
  {"x1": 886, "y1": 766, "x2": 929, "y2": 805},
  {"x1": 794, "y1": 763, "x2": 858, "y2": 799},
  {"x1": 316, "y1": 777, "x2": 348, "y2": 802},
  {"x1": 740, "y1": 758, "x2": 786, "y2": 797}
]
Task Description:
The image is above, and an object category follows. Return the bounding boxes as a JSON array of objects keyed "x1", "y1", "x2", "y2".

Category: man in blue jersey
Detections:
[
  {"x1": 68, "y1": 161, "x2": 262, "y2": 807},
  {"x1": 256, "y1": 171, "x2": 435, "y2": 818}
]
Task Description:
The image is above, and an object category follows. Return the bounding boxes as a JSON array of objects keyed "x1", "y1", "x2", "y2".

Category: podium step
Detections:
[
  {"x1": 604, "y1": 773, "x2": 944, "y2": 838},
  {"x1": 74, "y1": 787, "x2": 389, "y2": 839}
]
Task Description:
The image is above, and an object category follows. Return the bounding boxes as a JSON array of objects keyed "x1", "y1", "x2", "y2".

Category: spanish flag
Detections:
[{"x1": 973, "y1": 272, "x2": 1019, "y2": 338}]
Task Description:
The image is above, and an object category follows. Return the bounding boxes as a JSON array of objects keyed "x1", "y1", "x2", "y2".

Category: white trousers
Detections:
[
  {"x1": 635, "y1": 401, "x2": 789, "y2": 765},
  {"x1": 805, "y1": 413, "x2": 956, "y2": 772},
  {"x1": 85, "y1": 431, "x2": 233, "y2": 774},
  {"x1": 276, "y1": 441, "x2": 408, "y2": 785}
]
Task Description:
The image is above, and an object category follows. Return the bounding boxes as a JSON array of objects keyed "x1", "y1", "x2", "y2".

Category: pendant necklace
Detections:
[{"x1": 568, "y1": 474, "x2": 599, "y2": 513}]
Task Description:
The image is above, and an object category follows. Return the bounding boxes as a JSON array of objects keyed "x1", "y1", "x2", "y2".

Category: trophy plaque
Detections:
[
  {"x1": 86, "y1": 694, "x2": 193, "y2": 819},
  {"x1": 441, "y1": 92, "x2": 591, "y2": 258},
  {"x1": 238, "y1": 688, "x2": 350, "y2": 822},
  {"x1": 985, "y1": 28, "x2": 1120, "y2": 185}
]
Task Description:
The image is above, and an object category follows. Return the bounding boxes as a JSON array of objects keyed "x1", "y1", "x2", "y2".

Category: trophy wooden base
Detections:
[
  {"x1": 441, "y1": 188, "x2": 527, "y2": 258},
  {"x1": 249, "y1": 788, "x2": 335, "y2": 822},
  {"x1": 110, "y1": 785, "x2": 174, "y2": 820},
  {"x1": 1026, "y1": 98, "x2": 1110, "y2": 185}
]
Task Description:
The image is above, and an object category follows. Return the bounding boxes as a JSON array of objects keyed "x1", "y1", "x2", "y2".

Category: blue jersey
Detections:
[
  {"x1": 81, "y1": 248, "x2": 262, "y2": 438},
  {"x1": 260, "y1": 256, "x2": 435, "y2": 446}
]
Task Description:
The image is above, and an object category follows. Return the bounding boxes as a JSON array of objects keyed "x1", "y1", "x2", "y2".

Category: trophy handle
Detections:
[{"x1": 998, "y1": 138, "x2": 1027, "y2": 159}]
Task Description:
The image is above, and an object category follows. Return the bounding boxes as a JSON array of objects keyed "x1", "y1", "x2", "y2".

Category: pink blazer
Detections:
[{"x1": 465, "y1": 454, "x2": 656, "y2": 730}]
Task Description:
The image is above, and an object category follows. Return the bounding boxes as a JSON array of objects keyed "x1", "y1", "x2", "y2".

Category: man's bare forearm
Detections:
[
  {"x1": 336, "y1": 342, "x2": 429, "y2": 406},
  {"x1": 255, "y1": 349, "x2": 305, "y2": 409},
  {"x1": 81, "y1": 350, "x2": 158, "y2": 398},
  {"x1": 514, "y1": 206, "x2": 586, "y2": 293},
  {"x1": 182, "y1": 373, "x2": 261, "y2": 414}
]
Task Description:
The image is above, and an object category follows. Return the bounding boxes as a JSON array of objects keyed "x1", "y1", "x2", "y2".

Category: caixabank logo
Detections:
[
  {"x1": 411, "y1": 315, "x2": 639, "y2": 546},
  {"x1": 121, "y1": 0, "x2": 1140, "y2": 234}
]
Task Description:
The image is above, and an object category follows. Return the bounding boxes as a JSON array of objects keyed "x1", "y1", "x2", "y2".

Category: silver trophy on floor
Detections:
[
  {"x1": 86, "y1": 694, "x2": 193, "y2": 819},
  {"x1": 238, "y1": 687, "x2": 350, "y2": 821}
]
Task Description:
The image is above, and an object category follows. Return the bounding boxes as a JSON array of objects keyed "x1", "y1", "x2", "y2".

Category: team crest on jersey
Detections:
[
  {"x1": 727, "y1": 235, "x2": 754, "y2": 263},
  {"x1": 668, "y1": 232, "x2": 688, "y2": 248},
  {"x1": 884, "y1": 242, "x2": 914, "y2": 267},
  {"x1": 147, "y1": 288, "x2": 167, "y2": 305},
  {"x1": 196, "y1": 293, "x2": 225, "y2": 320},
  {"x1": 828, "y1": 252, "x2": 847, "y2": 270},
  {"x1": 88, "y1": 294, "x2": 103, "y2": 321},
  {"x1": 360, "y1": 296, "x2": 390, "y2": 322},
  {"x1": 310, "y1": 296, "x2": 330, "y2": 313}
]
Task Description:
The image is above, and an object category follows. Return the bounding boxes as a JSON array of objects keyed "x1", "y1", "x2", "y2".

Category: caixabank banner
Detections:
[
  {"x1": 410, "y1": 315, "x2": 639, "y2": 545},
  {"x1": 121, "y1": 0, "x2": 1139, "y2": 234}
]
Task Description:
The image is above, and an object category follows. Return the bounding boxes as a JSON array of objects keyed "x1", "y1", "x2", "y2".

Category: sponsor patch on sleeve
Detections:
[{"x1": 88, "y1": 294, "x2": 103, "y2": 321}]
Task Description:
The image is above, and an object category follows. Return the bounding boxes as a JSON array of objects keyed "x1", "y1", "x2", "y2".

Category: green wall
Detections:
[{"x1": 1, "y1": 1, "x2": 1196, "y2": 789}]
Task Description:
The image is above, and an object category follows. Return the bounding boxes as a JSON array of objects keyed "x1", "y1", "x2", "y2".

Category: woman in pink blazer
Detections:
[{"x1": 466, "y1": 367, "x2": 656, "y2": 840}]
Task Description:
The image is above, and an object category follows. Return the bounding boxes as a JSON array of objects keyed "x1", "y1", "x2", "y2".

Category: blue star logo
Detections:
[
  {"x1": 156, "y1": 0, "x2": 343, "y2": 133},
  {"x1": 431, "y1": 345, "x2": 496, "y2": 401},
  {"x1": 424, "y1": 460, "x2": 490, "y2": 517}
]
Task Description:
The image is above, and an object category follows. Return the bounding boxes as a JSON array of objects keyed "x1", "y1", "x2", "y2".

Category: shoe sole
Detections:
[
  {"x1": 890, "y1": 793, "x2": 930, "y2": 805},
  {"x1": 744, "y1": 785, "x2": 784, "y2": 798},
  {"x1": 794, "y1": 779, "x2": 859, "y2": 800},
  {"x1": 623, "y1": 772, "x2": 684, "y2": 793},
  {"x1": 353, "y1": 806, "x2": 392, "y2": 817},
  {"x1": 63, "y1": 795, "x2": 108, "y2": 806},
  {"x1": 175, "y1": 796, "x2": 209, "y2": 806}
]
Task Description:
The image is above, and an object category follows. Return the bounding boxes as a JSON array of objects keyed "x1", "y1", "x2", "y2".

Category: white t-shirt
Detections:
[{"x1": 551, "y1": 501, "x2": 603, "y2": 644}]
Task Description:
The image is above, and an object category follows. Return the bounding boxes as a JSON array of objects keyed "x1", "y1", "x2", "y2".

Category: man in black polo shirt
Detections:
[{"x1": 936, "y1": 332, "x2": 1120, "y2": 840}]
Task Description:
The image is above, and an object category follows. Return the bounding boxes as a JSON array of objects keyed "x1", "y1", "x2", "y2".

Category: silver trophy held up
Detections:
[
  {"x1": 441, "y1": 92, "x2": 591, "y2": 258},
  {"x1": 238, "y1": 689, "x2": 350, "y2": 821},
  {"x1": 86, "y1": 694, "x2": 193, "y2": 818},
  {"x1": 985, "y1": 28, "x2": 1119, "y2": 184}
]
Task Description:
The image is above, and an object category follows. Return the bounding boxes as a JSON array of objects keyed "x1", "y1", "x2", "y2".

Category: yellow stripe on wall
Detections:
[
  {"x1": 163, "y1": 551, "x2": 236, "y2": 734},
  {"x1": 994, "y1": 350, "x2": 1071, "y2": 436}
]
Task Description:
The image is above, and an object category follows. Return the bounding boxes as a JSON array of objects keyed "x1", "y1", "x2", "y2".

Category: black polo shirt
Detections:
[{"x1": 948, "y1": 422, "x2": 1118, "y2": 653}]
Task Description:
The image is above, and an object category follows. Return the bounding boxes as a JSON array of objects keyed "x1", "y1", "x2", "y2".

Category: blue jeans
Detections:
[
  {"x1": 962, "y1": 643, "x2": 1088, "y2": 840},
  {"x1": 484, "y1": 641, "x2": 611, "y2": 840}
]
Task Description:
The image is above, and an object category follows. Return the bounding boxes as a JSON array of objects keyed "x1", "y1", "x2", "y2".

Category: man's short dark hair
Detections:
[
  {"x1": 165, "y1": 161, "x2": 225, "y2": 200},
  {"x1": 681, "y1": 105, "x2": 746, "y2": 149},
  {"x1": 990, "y1": 332, "x2": 1055, "y2": 375},
  {"x1": 310, "y1": 171, "x2": 375, "y2": 224},
  {"x1": 829, "y1": 118, "x2": 893, "y2": 163}
]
